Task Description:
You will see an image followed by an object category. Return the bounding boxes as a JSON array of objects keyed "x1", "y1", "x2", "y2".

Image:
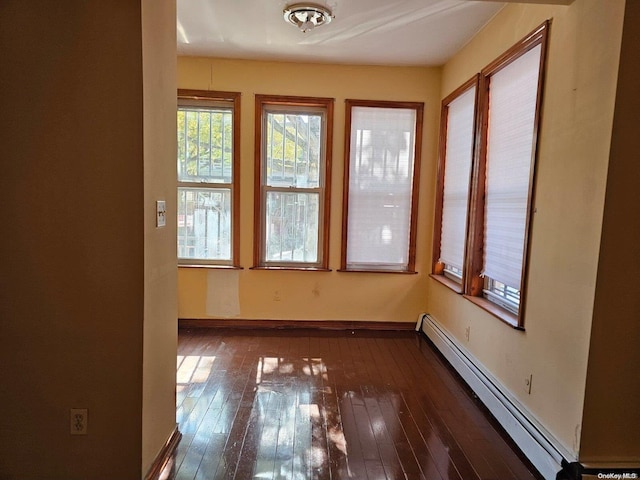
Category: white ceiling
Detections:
[{"x1": 177, "y1": 0, "x2": 507, "y2": 66}]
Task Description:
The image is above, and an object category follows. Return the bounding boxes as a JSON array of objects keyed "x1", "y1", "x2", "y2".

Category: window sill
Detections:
[
  {"x1": 250, "y1": 266, "x2": 332, "y2": 272},
  {"x1": 178, "y1": 264, "x2": 243, "y2": 270},
  {"x1": 463, "y1": 295, "x2": 523, "y2": 330},
  {"x1": 429, "y1": 274, "x2": 463, "y2": 294},
  {"x1": 337, "y1": 269, "x2": 417, "y2": 275}
]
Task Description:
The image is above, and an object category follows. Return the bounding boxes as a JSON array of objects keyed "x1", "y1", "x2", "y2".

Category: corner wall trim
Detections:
[
  {"x1": 420, "y1": 314, "x2": 572, "y2": 480},
  {"x1": 179, "y1": 318, "x2": 416, "y2": 331},
  {"x1": 144, "y1": 424, "x2": 182, "y2": 480}
]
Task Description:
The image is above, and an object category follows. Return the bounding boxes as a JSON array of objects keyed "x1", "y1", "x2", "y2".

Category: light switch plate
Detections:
[{"x1": 156, "y1": 200, "x2": 166, "y2": 227}]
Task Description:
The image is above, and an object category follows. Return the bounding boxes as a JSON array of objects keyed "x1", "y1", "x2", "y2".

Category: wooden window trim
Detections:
[
  {"x1": 341, "y1": 99, "x2": 424, "y2": 274},
  {"x1": 178, "y1": 264, "x2": 244, "y2": 270},
  {"x1": 463, "y1": 294, "x2": 521, "y2": 330},
  {"x1": 338, "y1": 269, "x2": 419, "y2": 275},
  {"x1": 466, "y1": 21, "x2": 550, "y2": 328},
  {"x1": 431, "y1": 75, "x2": 480, "y2": 293},
  {"x1": 253, "y1": 94, "x2": 334, "y2": 270},
  {"x1": 430, "y1": 273, "x2": 464, "y2": 294},
  {"x1": 177, "y1": 89, "x2": 241, "y2": 268},
  {"x1": 249, "y1": 266, "x2": 331, "y2": 272}
]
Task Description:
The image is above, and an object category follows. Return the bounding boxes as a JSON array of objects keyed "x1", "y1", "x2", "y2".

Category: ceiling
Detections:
[{"x1": 177, "y1": 0, "x2": 507, "y2": 67}]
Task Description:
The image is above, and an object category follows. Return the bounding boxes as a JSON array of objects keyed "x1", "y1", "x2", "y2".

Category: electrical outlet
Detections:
[
  {"x1": 70, "y1": 408, "x2": 88, "y2": 435},
  {"x1": 464, "y1": 326, "x2": 470, "y2": 342},
  {"x1": 524, "y1": 374, "x2": 533, "y2": 395}
]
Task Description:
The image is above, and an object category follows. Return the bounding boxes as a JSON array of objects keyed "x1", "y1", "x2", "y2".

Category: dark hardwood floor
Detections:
[{"x1": 163, "y1": 328, "x2": 542, "y2": 480}]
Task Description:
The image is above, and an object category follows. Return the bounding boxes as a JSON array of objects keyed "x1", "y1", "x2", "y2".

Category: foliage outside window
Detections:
[
  {"x1": 341, "y1": 100, "x2": 424, "y2": 273},
  {"x1": 254, "y1": 95, "x2": 334, "y2": 270},
  {"x1": 177, "y1": 90, "x2": 240, "y2": 266}
]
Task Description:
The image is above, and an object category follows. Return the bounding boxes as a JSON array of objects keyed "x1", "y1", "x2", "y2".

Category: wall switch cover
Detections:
[{"x1": 156, "y1": 200, "x2": 166, "y2": 227}]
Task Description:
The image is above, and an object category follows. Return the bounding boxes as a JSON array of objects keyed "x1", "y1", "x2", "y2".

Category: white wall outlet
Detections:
[
  {"x1": 70, "y1": 408, "x2": 88, "y2": 435},
  {"x1": 156, "y1": 200, "x2": 166, "y2": 227},
  {"x1": 524, "y1": 374, "x2": 533, "y2": 395},
  {"x1": 464, "y1": 326, "x2": 470, "y2": 342}
]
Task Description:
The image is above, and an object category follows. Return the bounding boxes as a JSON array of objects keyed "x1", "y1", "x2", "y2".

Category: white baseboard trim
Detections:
[{"x1": 420, "y1": 313, "x2": 574, "y2": 480}]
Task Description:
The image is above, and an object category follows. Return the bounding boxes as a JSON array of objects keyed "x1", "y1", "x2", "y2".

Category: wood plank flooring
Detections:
[{"x1": 163, "y1": 328, "x2": 542, "y2": 480}]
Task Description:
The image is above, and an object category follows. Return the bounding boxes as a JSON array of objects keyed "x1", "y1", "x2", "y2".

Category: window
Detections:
[
  {"x1": 432, "y1": 77, "x2": 479, "y2": 291},
  {"x1": 341, "y1": 100, "x2": 424, "y2": 273},
  {"x1": 468, "y1": 22, "x2": 548, "y2": 327},
  {"x1": 254, "y1": 95, "x2": 334, "y2": 270},
  {"x1": 177, "y1": 90, "x2": 240, "y2": 267},
  {"x1": 432, "y1": 21, "x2": 548, "y2": 328}
]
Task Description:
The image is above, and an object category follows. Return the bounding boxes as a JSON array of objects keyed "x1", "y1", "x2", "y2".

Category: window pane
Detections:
[
  {"x1": 178, "y1": 188, "x2": 231, "y2": 261},
  {"x1": 177, "y1": 107, "x2": 233, "y2": 183},
  {"x1": 256, "y1": 96, "x2": 332, "y2": 268},
  {"x1": 484, "y1": 278, "x2": 520, "y2": 314},
  {"x1": 265, "y1": 112, "x2": 321, "y2": 188},
  {"x1": 265, "y1": 191, "x2": 319, "y2": 263},
  {"x1": 440, "y1": 87, "x2": 475, "y2": 271},
  {"x1": 482, "y1": 45, "x2": 541, "y2": 290},
  {"x1": 346, "y1": 106, "x2": 417, "y2": 270}
]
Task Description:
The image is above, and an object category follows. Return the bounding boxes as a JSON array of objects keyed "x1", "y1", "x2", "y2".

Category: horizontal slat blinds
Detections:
[
  {"x1": 482, "y1": 44, "x2": 542, "y2": 290},
  {"x1": 439, "y1": 87, "x2": 476, "y2": 271},
  {"x1": 346, "y1": 106, "x2": 417, "y2": 271}
]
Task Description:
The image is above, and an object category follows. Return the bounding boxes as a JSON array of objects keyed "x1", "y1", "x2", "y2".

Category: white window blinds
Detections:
[
  {"x1": 483, "y1": 44, "x2": 542, "y2": 290},
  {"x1": 439, "y1": 87, "x2": 476, "y2": 271},
  {"x1": 346, "y1": 106, "x2": 418, "y2": 271}
]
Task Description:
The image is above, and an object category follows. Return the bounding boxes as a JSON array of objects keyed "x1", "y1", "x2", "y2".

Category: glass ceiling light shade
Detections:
[{"x1": 283, "y1": 3, "x2": 333, "y2": 33}]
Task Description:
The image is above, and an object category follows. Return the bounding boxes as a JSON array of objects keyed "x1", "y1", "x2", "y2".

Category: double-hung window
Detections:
[
  {"x1": 432, "y1": 78, "x2": 478, "y2": 290},
  {"x1": 341, "y1": 100, "x2": 424, "y2": 273},
  {"x1": 177, "y1": 90, "x2": 240, "y2": 267},
  {"x1": 472, "y1": 32, "x2": 547, "y2": 321},
  {"x1": 254, "y1": 95, "x2": 334, "y2": 270},
  {"x1": 432, "y1": 22, "x2": 549, "y2": 327}
]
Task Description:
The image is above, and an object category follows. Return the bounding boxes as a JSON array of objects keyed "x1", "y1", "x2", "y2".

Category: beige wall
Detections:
[
  {"x1": 428, "y1": 0, "x2": 625, "y2": 458},
  {"x1": 142, "y1": 0, "x2": 178, "y2": 475},
  {"x1": 0, "y1": 1, "x2": 177, "y2": 478},
  {"x1": 580, "y1": 0, "x2": 640, "y2": 463},
  {"x1": 0, "y1": 2, "x2": 144, "y2": 478},
  {"x1": 177, "y1": 59, "x2": 441, "y2": 323}
]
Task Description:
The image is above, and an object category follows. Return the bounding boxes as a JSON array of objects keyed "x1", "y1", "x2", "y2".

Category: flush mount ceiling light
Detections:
[{"x1": 283, "y1": 3, "x2": 333, "y2": 33}]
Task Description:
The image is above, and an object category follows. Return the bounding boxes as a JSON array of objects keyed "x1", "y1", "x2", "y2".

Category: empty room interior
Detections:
[{"x1": 1, "y1": 0, "x2": 639, "y2": 479}]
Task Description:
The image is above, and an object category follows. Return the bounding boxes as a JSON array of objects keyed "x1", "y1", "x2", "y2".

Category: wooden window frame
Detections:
[
  {"x1": 253, "y1": 94, "x2": 334, "y2": 271},
  {"x1": 177, "y1": 89, "x2": 241, "y2": 269},
  {"x1": 464, "y1": 21, "x2": 550, "y2": 329},
  {"x1": 431, "y1": 75, "x2": 480, "y2": 293},
  {"x1": 340, "y1": 99, "x2": 424, "y2": 274}
]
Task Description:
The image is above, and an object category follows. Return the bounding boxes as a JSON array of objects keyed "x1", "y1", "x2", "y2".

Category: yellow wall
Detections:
[
  {"x1": 142, "y1": 0, "x2": 178, "y2": 475},
  {"x1": 177, "y1": 58, "x2": 441, "y2": 323},
  {"x1": 580, "y1": 0, "x2": 640, "y2": 463},
  {"x1": 428, "y1": 0, "x2": 625, "y2": 458}
]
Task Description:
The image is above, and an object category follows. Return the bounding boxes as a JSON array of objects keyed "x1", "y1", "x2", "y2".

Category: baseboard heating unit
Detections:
[{"x1": 418, "y1": 313, "x2": 573, "y2": 480}]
